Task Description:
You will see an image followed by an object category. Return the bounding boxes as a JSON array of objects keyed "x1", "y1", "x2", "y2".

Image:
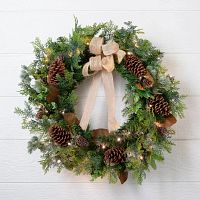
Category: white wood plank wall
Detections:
[{"x1": 0, "y1": 0, "x2": 200, "y2": 199}]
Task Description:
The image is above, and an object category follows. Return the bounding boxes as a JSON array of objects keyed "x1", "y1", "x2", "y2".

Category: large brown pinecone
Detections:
[
  {"x1": 125, "y1": 55, "x2": 147, "y2": 78},
  {"x1": 47, "y1": 57, "x2": 65, "y2": 86},
  {"x1": 76, "y1": 135, "x2": 89, "y2": 147},
  {"x1": 104, "y1": 147, "x2": 126, "y2": 166},
  {"x1": 49, "y1": 124, "x2": 71, "y2": 146},
  {"x1": 148, "y1": 94, "x2": 171, "y2": 117}
]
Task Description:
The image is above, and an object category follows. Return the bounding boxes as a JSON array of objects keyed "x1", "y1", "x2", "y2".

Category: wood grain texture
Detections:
[
  {"x1": 0, "y1": 12, "x2": 200, "y2": 54},
  {"x1": 1, "y1": 0, "x2": 200, "y2": 11},
  {"x1": 0, "y1": 140, "x2": 199, "y2": 183},
  {"x1": 0, "y1": 183, "x2": 200, "y2": 200}
]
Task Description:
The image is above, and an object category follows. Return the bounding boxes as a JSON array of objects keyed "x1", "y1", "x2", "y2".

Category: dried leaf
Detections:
[
  {"x1": 155, "y1": 114, "x2": 177, "y2": 128},
  {"x1": 118, "y1": 170, "x2": 128, "y2": 184},
  {"x1": 135, "y1": 82, "x2": 145, "y2": 90},
  {"x1": 63, "y1": 113, "x2": 79, "y2": 126},
  {"x1": 46, "y1": 85, "x2": 59, "y2": 103},
  {"x1": 143, "y1": 71, "x2": 154, "y2": 88},
  {"x1": 92, "y1": 128, "x2": 109, "y2": 144}
]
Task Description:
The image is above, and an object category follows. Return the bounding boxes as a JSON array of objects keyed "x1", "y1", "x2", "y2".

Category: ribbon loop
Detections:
[
  {"x1": 89, "y1": 37, "x2": 104, "y2": 55},
  {"x1": 89, "y1": 55, "x2": 102, "y2": 71},
  {"x1": 102, "y1": 40, "x2": 119, "y2": 55},
  {"x1": 80, "y1": 37, "x2": 126, "y2": 132}
]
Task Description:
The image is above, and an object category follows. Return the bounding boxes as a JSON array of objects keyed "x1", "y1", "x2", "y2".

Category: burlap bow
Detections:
[{"x1": 79, "y1": 37, "x2": 126, "y2": 132}]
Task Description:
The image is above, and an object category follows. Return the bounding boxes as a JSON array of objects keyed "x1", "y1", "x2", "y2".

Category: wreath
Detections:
[{"x1": 15, "y1": 20, "x2": 185, "y2": 184}]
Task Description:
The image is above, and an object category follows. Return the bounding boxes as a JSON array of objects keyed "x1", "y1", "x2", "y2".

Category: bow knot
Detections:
[{"x1": 80, "y1": 37, "x2": 126, "y2": 132}]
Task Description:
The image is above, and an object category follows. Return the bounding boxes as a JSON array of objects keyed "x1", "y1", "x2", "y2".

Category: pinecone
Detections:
[
  {"x1": 104, "y1": 147, "x2": 126, "y2": 166},
  {"x1": 35, "y1": 107, "x2": 46, "y2": 119},
  {"x1": 49, "y1": 124, "x2": 71, "y2": 146},
  {"x1": 76, "y1": 136, "x2": 89, "y2": 147},
  {"x1": 41, "y1": 77, "x2": 48, "y2": 85},
  {"x1": 47, "y1": 57, "x2": 65, "y2": 86},
  {"x1": 156, "y1": 127, "x2": 168, "y2": 135},
  {"x1": 148, "y1": 94, "x2": 171, "y2": 117},
  {"x1": 125, "y1": 55, "x2": 147, "y2": 78}
]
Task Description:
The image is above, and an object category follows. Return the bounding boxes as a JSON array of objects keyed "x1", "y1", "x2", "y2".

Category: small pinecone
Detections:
[
  {"x1": 76, "y1": 136, "x2": 89, "y2": 147},
  {"x1": 141, "y1": 77, "x2": 153, "y2": 88},
  {"x1": 49, "y1": 124, "x2": 71, "y2": 146},
  {"x1": 156, "y1": 127, "x2": 168, "y2": 135},
  {"x1": 148, "y1": 94, "x2": 171, "y2": 117},
  {"x1": 35, "y1": 107, "x2": 46, "y2": 119},
  {"x1": 125, "y1": 55, "x2": 147, "y2": 78},
  {"x1": 47, "y1": 57, "x2": 65, "y2": 86},
  {"x1": 104, "y1": 147, "x2": 126, "y2": 166},
  {"x1": 41, "y1": 77, "x2": 48, "y2": 85}
]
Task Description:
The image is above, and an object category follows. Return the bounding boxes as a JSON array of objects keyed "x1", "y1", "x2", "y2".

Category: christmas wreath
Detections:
[{"x1": 15, "y1": 20, "x2": 185, "y2": 184}]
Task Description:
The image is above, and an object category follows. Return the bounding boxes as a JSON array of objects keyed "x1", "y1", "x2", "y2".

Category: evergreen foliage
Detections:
[{"x1": 15, "y1": 20, "x2": 185, "y2": 184}]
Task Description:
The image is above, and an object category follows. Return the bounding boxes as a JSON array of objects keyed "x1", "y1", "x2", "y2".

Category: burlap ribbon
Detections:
[{"x1": 79, "y1": 37, "x2": 126, "y2": 132}]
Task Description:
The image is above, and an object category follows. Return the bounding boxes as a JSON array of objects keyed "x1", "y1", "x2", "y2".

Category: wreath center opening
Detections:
[{"x1": 75, "y1": 71, "x2": 126, "y2": 130}]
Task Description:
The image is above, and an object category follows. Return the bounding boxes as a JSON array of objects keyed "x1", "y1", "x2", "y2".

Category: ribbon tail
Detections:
[
  {"x1": 101, "y1": 70, "x2": 120, "y2": 132},
  {"x1": 79, "y1": 73, "x2": 101, "y2": 130}
]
